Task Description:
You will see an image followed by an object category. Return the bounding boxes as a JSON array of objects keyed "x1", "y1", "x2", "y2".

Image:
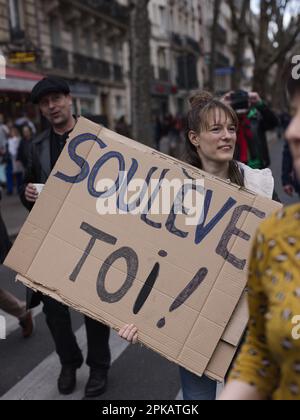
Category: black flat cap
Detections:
[{"x1": 31, "y1": 76, "x2": 70, "y2": 104}]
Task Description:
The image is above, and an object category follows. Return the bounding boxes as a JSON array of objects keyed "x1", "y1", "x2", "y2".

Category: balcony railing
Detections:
[
  {"x1": 85, "y1": 0, "x2": 130, "y2": 25},
  {"x1": 50, "y1": 48, "x2": 125, "y2": 82},
  {"x1": 10, "y1": 28, "x2": 25, "y2": 43},
  {"x1": 158, "y1": 67, "x2": 170, "y2": 82},
  {"x1": 52, "y1": 47, "x2": 70, "y2": 71},
  {"x1": 113, "y1": 64, "x2": 123, "y2": 82},
  {"x1": 186, "y1": 37, "x2": 202, "y2": 54},
  {"x1": 73, "y1": 54, "x2": 111, "y2": 79},
  {"x1": 171, "y1": 33, "x2": 183, "y2": 47}
]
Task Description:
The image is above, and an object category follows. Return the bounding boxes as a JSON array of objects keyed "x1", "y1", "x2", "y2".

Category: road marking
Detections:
[
  {"x1": 0, "y1": 306, "x2": 42, "y2": 338},
  {"x1": 1, "y1": 327, "x2": 129, "y2": 400}
]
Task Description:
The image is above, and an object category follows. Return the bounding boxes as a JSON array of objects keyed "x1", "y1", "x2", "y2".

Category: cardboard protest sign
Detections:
[{"x1": 5, "y1": 117, "x2": 281, "y2": 381}]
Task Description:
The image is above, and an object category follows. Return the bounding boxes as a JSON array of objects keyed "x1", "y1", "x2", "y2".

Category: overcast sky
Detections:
[{"x1": 250, "y1": 0, "x2": 299, "y2": 25}]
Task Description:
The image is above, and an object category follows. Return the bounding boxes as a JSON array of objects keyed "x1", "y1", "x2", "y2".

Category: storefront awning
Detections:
[{"x1": 0, "y1": 67, "x2": 44, "y2": 93}]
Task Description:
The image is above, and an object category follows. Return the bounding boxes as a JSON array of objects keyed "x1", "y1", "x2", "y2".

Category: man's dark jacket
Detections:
[{"x1": 19, "y1": 128, "x2": 52, "y2": 307}]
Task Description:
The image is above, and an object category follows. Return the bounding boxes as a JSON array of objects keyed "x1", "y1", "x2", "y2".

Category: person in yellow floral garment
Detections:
[{"x1": 220, "y1": 71, "x2": 300, "y2": 400}]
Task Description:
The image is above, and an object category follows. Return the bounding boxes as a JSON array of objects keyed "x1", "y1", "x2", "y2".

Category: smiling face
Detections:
[
  {"x1": 189, "y1": 108, "x2": 237, "y2": 164},
  {"x1": 286, "y1": 93, "x2": 300, "y2": 178}
]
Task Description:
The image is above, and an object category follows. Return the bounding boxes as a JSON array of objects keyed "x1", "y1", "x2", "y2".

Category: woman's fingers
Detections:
[
  {"x1": 127, "y1": 326, "x2": 138, "y2": 343},
  {"x1": 118, "y1": 324, "x2": 128, "y2": 338},
  {"x1": 132, "y1": 333, "x2": 138, "y2": 345},
  {"x1": 119, "y1": 324, "x2": 138, "y2": 343}
]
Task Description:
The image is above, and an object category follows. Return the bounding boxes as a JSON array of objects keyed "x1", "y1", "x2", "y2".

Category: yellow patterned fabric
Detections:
[{"x1": 229, "y1": 204, "x2": 300, "y2": 400}]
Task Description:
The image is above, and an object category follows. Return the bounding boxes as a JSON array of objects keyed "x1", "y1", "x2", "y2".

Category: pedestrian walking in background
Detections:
[
  {"x1": 15, "y1": 113, "x2": 37, "y2": 136},
  {"x1": 0, "y1": 115, "x2": 8, "y2": 189},
  {"x1": 0, "y1": 288, "x2": 34, "y2": 339},
  {"x1": 282, "y1": 140, "x2": 300, "y2": 198},
  {"x1": 154, "y1": 115, "x2": 162, "y2": 151},
  {"x1": 0, "y1": 114, "x2": 8, "y2": 151},
  {"x1": 17, "y1": 125, "x2": 34, "y2": 170},
  {"x1": 0, "y1": 191, "x2": 33, "y2": 339},
  {"x1": 278, "y1": 110, "x2": 291, "y2": 141},
  {"x1": 6, "y1": 127, "x2": 23, "y2": 195},
  {"x1": 115, "y1": 115, "x2": 131, "y2": 138}
]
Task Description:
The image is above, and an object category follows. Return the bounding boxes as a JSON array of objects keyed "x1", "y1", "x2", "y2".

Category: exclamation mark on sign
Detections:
[
  {"x1": 157, "y1": 267, "x2": 208, "y2": 329},
  {"x1": 133, "y1": 251, "x2": 168, "y2": 315}
]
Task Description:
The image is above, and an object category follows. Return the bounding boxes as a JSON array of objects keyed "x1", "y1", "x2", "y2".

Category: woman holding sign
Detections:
[
  {"x1": 219, "y1": 71, "x2": 300, "y2": 400},
  {"x1": 119, "y1": 91, "x2": 276, "y2": 400}
]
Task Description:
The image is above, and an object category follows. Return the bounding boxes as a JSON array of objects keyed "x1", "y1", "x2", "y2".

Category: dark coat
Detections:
[
  {"x1": 20, "y1": 128, "x2": 52, "y2": 211},
  {"x1": 248, "y1": 103, "x2": 279, "y2": 169},
  {"x1": 0, "y1": 186, "x2": 11, "y2": 264},
  {"x1": 17, "y1": 138, "x2": 32, "y2": 169},
  {"x1": 282, "y1": 140, "x2": 300, "y2": 194},
  {"x1": 19, "y1": 128, "x2": 52, "y2": 308},
  {"x1": 0, "y1": 211, "x2": 11, "y2": 264}
]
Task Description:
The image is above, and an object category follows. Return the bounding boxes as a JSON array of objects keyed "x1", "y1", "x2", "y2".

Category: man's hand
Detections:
[
  {"x1": 283, "y1": 184, "x2": 294, "y2": 197},
  {"x1": 249, "y1": 92, "x2": 262, "y2": 106},
  {"x1": 25, "y1": 184, "x2": 39, "y2": 203}
]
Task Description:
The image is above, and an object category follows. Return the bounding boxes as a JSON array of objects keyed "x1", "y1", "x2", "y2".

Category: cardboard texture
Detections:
[{"x1": 5, "y1": 117, "x2": 282, "y2": 381}]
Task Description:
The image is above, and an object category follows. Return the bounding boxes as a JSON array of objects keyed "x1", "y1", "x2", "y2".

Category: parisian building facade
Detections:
[
  {"x1": 0, "y1": 0, "x2": 130, "y2": 128},
  {"x1": 148, "y1": 0, "x2": 205, "y2": 117},
  {"x1": 0, "y1": 0, "x2": 255, "y2": 130}
]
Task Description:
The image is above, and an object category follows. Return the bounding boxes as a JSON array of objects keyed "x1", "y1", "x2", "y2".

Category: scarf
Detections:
[{"x1": 237, "y1": 114, "x2": 253, "y2": 164}]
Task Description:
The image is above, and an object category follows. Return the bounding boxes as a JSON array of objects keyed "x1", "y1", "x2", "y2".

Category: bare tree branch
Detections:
[
  {"x1": 227, "y1": 0, "x2": 251, "y2": 89},
  {"x1": 209, "y1": 0, "x2": 221, "y2": 91},
  {"x1": 130, "y1": 0, "x2": 152, "y2": 145},
  {"x1": 264, "y1": 17, "x2": 300, "y2": 70}
]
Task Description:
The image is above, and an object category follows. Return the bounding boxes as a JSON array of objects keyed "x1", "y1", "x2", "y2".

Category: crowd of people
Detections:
[
  {"x1": 0, "y1": 65, "x2": 300, "y2": 400},
  {"x1": 0, "y1": 114, "x2": 35, "y2": 195},
  {"x1": 0, "y1": 89, "x2": 294, "y2": 200}
]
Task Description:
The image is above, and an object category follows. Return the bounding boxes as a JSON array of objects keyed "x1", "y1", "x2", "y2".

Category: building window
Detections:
[
  {"x1": 158, "y1": 49, "x2": 169, "y2": 82},
  {"x1": 8, "y1": 0, "x2": 24, "y2": 42},
  {"x1": 49, "y1": 15, "x2": 61, "y2": 47},
  {"x1": 112, "y1": 41, "x2": 122, "y2": 65},
  {"x1": 158, "y1": 49, "x2": 167, "y2": 69},
  {"x1": 159, "y1": 6, "x2": 167, "y2": 31},
  {"x1": 85, "y1": 29, "x2": 93, "y2": 56},
  {"x1": 152, "y1": 4, "x2": 156, "y2": 23},
  {"x1": 115, "y1": 95, "x2": 124, "y2": 119},
  {"x1": 72, "y1": 27, "x2": 80, "y2": 52},
  {"x1": 169, "y1": 9, "x2": 174, "y2": 31},
  {"x1": 80, "y1": 98, "x2": 95, "y2": 116},
  {"x1": 98, "y1": 37, "x2": 105, "y2": 59}
]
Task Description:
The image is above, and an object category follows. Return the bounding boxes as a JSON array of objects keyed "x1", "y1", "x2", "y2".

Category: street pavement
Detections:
[
  {"x1": 0, "y1": 258, "x2": 182, "y2": 400},
  {"x1": 0, "y1": 135, "x2": 298, "y2": 400}
]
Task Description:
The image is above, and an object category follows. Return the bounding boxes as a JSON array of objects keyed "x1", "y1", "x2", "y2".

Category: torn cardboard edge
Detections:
[{"x1": 15, "y1": 272, "x2": 243, "y2": 382}]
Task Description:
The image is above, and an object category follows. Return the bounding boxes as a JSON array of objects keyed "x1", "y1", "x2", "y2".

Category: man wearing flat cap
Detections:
[{"x1": 20, "y1": 77, "x2": 111, "y2": 399}]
